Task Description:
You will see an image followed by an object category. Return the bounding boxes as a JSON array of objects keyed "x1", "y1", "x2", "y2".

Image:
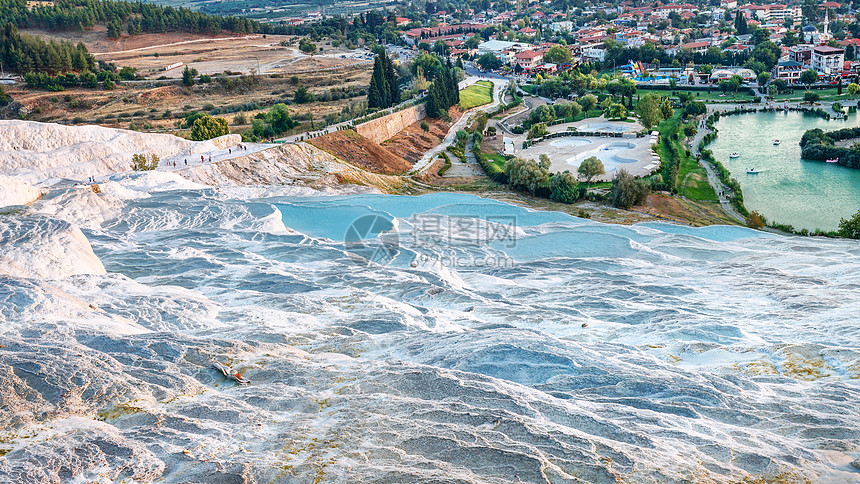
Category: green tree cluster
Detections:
[
  {"x1": 548, "y1": 170, "x2": 582, "y2": 204},
  {"x1": 0, "y1": 24, "x2": 95, "y2": 74},
  {"x1": 610, "y1": 169, "x2": 650, "y2": 209},
  {"x1": 425, "y1": 62, "x2": 459, "y2": 118},
  {"x1": 190, "y1": 114, "x2": 229, "y2": 141},
  {"x1": 838, "y1": 210, "x2": 860, "y2": 239},
  {"x1": 606, "y1": 78, "x2": 636, "y2": 108},
  {"x1": 298, "y1": 38, "x2": 317, "y2": 54},
  {"x1": 542, "y1": 45, "x2": 572, "y2": 65},
  {"x1": 248, "y1": 103, "x2": 298, "y2": 140},
  {"x1": 476, "y1": 52, "x2": 501, "y2": 70},
  {"x1": 130, "y1": 153, "x2": 159, "y2": 171},
  {"x1": 505, "y1": 156, "x2": 550, "y2": 195},
  {"x1": 527, "y1": 123, "x2": 548, "y2": 139},
  {"x1": 368, "y1": 49, "x2": 400, "y2": 109},
  {"x1": 0, "y1": 0, "x2": 258, "y2": 39},
  {"x1": 635, "y1": 93, "x2": 665, "y2": 130}
]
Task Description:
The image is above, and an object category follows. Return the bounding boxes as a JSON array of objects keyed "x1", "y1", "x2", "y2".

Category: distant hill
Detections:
[{"x1": 0, "y1": 0, "x2": 260, "y2": 40}]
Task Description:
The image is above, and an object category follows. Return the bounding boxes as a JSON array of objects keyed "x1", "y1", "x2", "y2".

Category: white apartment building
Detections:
[
  {"x1": 738, "y1": 4, "x2": 801, "y2": 23},
  {"x1": 811, "y1": 45, "x2": 844, "y2": 77}
]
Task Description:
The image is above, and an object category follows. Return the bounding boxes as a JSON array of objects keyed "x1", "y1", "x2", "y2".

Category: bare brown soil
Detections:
[
  {"x1": 382, "y1": 107, "x2": 462, "y2": 163},
  {"x1": 5, "y1": 67, "x2": 371, "y2": 134},
  {"x1": 25, "y1": 27, "x2": 250, "y2": 55},
  {"x1": 638, "y1": 193, "x2": 739, "y2": 226},
  {"x1": 308, "y1": 130, "x2": 412, "y2": 175},
  {"x1": 23, "y1": 29, "x2": 362, "y2": 78}
]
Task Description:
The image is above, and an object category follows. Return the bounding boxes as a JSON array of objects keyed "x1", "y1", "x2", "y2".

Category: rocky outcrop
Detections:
[{"x1": 0, "y1": 175, "x2": 42, "y2": 207}]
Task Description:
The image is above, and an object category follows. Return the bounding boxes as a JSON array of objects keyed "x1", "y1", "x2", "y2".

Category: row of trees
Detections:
[
  {"x1": 23, "y1": 69, "x2": 118, "y2": 90},
  {"x1": 0, "y1": 0, "x2": 258, "y2": 38},
  {"x1": 0, "y1": 23, "x2": 95, "y2": 74},
  {"x1": 600, "y1": 39, "x2": 784, "y2": 81},
  {"x1": 501, "y1": 153, "x2": 649, "y2": 209},
  {"x1": 367, "y1": 49, "x2": 400, "y2": 110},
  {"x1": 425, "y1": 62, "x2": 460, "y2": 118}
]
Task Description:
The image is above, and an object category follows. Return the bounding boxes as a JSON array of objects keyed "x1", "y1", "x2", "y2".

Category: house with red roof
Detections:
[{"x1": 515, "y1": 50, "x2": 544, "y2": 70}]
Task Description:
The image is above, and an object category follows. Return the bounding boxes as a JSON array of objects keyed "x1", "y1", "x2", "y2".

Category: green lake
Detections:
[{"x1": 708, "y1": 110, "x2": 860, "y2": 232}]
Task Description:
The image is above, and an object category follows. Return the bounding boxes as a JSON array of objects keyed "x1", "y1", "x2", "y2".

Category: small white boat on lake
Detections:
[
  {"x1": 746, "y1": 168, "x2": 759, "y2": 174},
  {"x1": 730, "y1": 153, "x2": 740, "y2": 158},
  {"x1": 773, "y1": 140, "x2": 780, "y2": 145},
  {"x1": 826, "y1": 158, "x2": 839, "y2": 163}
]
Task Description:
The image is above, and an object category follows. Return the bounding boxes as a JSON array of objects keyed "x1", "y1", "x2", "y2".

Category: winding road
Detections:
[{"x1": 408, "y1": 76, "x2": 510, "y2": 175}]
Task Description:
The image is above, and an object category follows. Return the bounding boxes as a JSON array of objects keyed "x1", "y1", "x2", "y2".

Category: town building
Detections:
[
  {"x1": 772, "y1": 60, "x2": 804, "y2": 84},
  {"x1": 515, "y1": 50, "x2": 544, "y2": 70},
  {"x1": 811, "y1": 45, "x2": 845, "y2": 77}
]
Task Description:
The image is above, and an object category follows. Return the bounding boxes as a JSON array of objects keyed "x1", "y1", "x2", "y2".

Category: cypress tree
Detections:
[
  {"x1": 438, "y1": 67, "x2": 451, "y2": 109},
  {"x1": 426, "y1": 82, "x2": 438, "y2": 118},
  {"x1": 368, "y1": 55, "x2": 387, "y2": 109},
  {"x1": 449, "y1": 67, "x2": 459, "y2": 105},
  {"x1": 383, "y1": 52, "x2": 399, "y2": 106}
]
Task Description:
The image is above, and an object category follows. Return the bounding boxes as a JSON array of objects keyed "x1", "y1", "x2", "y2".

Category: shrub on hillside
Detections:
[
  {"x1": 610, "y1": 169, "x2": 650, "y2": 209},
  {"x1": 131, "y1": 153, "x2": 159, "y2": 171}
]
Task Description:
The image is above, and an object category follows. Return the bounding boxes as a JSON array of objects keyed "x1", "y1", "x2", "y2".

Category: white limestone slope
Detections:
[
  {"x1": 0, "y1": 175, "x2": 42, "y2": 207},
  {"x1": 0, "y1": 120, "x2": 240, "y2": 184}
]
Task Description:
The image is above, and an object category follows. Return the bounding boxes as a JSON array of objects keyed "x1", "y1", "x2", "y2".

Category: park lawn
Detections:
[
  {"x1": 637, "y1": 88, "x2": 757, "y2": 103},
  {"x1": 678, "y1": 154, "x2": 718, "y2": 201},
  {"x1": 655, "y1": 113, "x2": 717, "y2": 202},
  {"x1": 655, "y1": 112, "x2": 681, "y2": 169},
  {"x1": 483, "y1": 152, "x2": 507, "y2": 170},
  {"x1": 772, "y1": 88, "x2": 851, "y2": 102},
  {"x1": 460, "y1": 81, "x2": 495, "y2": 110}
]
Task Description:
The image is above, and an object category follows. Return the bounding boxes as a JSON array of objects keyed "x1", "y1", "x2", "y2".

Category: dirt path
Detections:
[
  {"x1": 689, "y1": 113, "x2": 745, "y2": 224},
  {"x1": 91, "y1": 35, "x2": 263, "y2": 55}
]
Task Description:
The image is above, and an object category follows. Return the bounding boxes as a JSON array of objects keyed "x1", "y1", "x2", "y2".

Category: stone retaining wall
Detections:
[{"x1": 356, "y1": 104, "x2": 426, "y2": 144}]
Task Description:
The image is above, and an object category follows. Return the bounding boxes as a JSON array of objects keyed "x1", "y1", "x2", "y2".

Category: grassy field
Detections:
[
  {"x1": 460, "y1": 81, "x2": 494, "y2": 110},
  {"x1": 655, "y1": 113, "x2": 717, "y2": 202},
  {"x1": 771, "y1": 87, "x2": 853, "y2": 102},
  {"x1": 482, "y1": 152, "x2": 507, "y2": 171},
  {"x1": 678, "y1": 152, "x2": 717, "y2": 200}
]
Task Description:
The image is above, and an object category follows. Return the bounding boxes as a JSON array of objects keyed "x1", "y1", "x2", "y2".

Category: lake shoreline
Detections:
[{"x1": 701, "y1": 108, "x2": 860, "y2": 234}]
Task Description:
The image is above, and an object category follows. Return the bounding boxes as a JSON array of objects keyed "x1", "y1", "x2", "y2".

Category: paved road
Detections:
[{"x1": 409, "y1": 76, "x2": 510, "y2": 175}]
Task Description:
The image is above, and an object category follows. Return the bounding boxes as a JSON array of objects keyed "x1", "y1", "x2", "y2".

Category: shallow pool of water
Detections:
[{"x1": 709, "y1": 110, "x2": 860, "y2": 232}]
